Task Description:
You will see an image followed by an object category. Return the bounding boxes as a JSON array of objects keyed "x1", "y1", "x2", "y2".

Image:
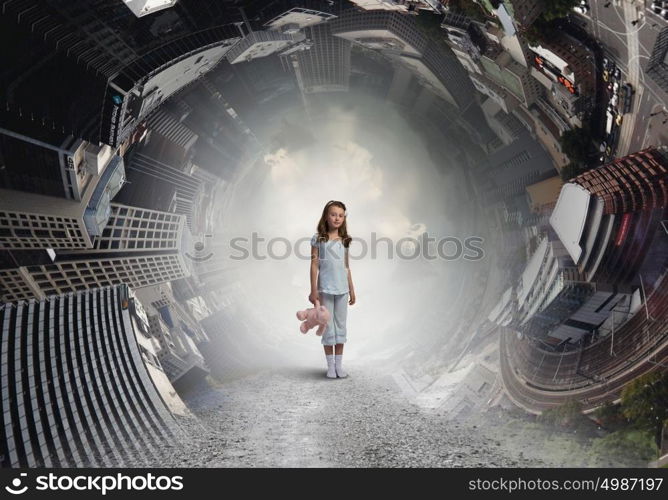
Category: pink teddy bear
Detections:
[{"x1": 296, "y1": 299, "x2": 331, "y2": 336}]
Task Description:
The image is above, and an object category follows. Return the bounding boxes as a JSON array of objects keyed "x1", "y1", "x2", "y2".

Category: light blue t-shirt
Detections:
[{"x1": 311, "y1": 233, "x2": 349, "y2": 295}]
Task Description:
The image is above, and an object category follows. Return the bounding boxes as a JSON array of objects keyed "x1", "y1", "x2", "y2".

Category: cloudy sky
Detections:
[{"x1": 208, "y1": 91, "x2": 483, "y2": 364}]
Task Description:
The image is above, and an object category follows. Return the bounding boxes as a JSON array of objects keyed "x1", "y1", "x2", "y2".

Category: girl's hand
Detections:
[
  {"x1": 309, "y1": 291, "x2": 319, "y2": 305},
  {"x1": 349, "y1": 291, "x2": 356, "y2": 305}
]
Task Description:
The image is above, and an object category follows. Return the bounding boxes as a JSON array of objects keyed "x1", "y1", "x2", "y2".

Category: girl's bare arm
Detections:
[
  {"x1": 310, "y1": 244, "x2": 319, "y2": 301},
  {"x1": 345, "y1": 247, "x2": 355, "y2": 299}
]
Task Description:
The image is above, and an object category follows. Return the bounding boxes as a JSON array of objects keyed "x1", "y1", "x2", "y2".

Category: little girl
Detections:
[{"x1": 309, "y1": 200, "x2": 356, "y2": 378}]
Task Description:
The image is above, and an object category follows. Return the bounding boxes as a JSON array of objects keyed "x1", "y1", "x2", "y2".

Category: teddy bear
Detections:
[{"x1": 296, "y1": 299, "x2": 331, "y2": 336}]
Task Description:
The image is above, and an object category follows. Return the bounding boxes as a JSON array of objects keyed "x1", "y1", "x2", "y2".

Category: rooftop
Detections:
[{"x1": 549, "y1": 183, "x2": 591, "y2": 264}]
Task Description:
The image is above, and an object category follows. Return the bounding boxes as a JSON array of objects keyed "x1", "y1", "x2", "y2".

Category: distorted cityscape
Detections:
[{"x1": 1, "y1": 0, "x2": 668, "y2": 469}]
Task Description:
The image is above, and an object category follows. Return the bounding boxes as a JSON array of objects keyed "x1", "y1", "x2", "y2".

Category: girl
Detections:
[{"x1": 309, "y1": 200, "x2": 356, "y2": 378}]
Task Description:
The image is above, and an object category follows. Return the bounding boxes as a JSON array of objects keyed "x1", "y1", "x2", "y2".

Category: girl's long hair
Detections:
[{"x1": 316, "y1": 200, "x2": 352, "y2": 248}]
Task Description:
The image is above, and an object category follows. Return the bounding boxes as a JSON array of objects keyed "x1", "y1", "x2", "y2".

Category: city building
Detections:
[
  {"x1": 502, "y1": 0, "x2": 543, "y2": 29},
  {"x1": 122, "y1": 0, "x2": 177, "y2": 17},
  {"x1": 0, "y1": 1, "x2": 241, "y2": 156},
  {"x1": 647, "y1": 27, "x2": 668, "y2": 94},
  {"x1": 226, "y1": 30, "x2": 302, "y2": 64},
  {"x1": 0, "y1": 205, "x2": 193, "y2": 302},
  {"x1": 141, "y1": 109, "x2": 199, "y2": 168},
  {"x1": 331, "y1": 9, "x2": 474, "y2": 108},
  {"x1": 549, "y1": 148, "x2": 668, "y2": 285},
  {"x1": 528, "y1": 33, "x2": 596, "y2": 98},
  {"x1": 0, "y1": 285, "x2": 184, "y2": 467},
  {"x1": 493, "y1": 236, "x2": 634, "y2": 345},
  {"x1": 441, "y1": 18, "x2": 489, "y2": 75},
  {"x1": 348, "y1": 0, "x2": 441, "y2": 13},
  {"x1": 263, "y1": 5, "x2": 338, "y2": 31},
  {"x1": 479, "y1": 50, "x2": 542, "y2": 108},
  {"x1": 480, "y1": 130, "x2": 556, "y2": 202},
  {"x1": 480, "y1": 98, "x2": 525, "y2": 144},
  {"x1": 525, "y1": 176, "x2": 563, "y2": 214},
  {"x1": 293, "y1": 22, "x2": 352, "y2": 93},
  {"x1": 0, "y1": 155, "x2": 125, "y2": 250},
  {"x1": 471, "y1": 74, "x2": 519, "y2": 113},
  {"x1": 133, "y1": 284, "x2": 209, "y2": 387},
  {"x1": 528, "y1": 101, "x2": 570, "y2": 169}
]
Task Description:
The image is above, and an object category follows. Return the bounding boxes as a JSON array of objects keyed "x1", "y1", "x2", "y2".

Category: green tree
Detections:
[
  {"x1": 589, "y1": 428, "x2": 657, "y2": 466},
  {"x1": 447, "y1": 0, "x2": 489, "y2": 22},
  {"x1": 539, "y1": 0, "x2": 580, "y2": 22},
  {"x1": 593, "y1": 401, "x2": 627, "y2": 432},
  {"x1": 560, "y1": 127, "x2": 593, "y2": 164},
  {"x1": 539, "y1": 399, "x2": 591, "y2": 431},
  {"x1": 621, "y1": 372, "x2": 668, "y2": 449}
]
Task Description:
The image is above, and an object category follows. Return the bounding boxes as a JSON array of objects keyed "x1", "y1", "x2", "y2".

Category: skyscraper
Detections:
[
  {"x1": 550, "y1": 148, "x2": 668, "y2": 285},
  {"x1": 293, "y1": 22, "x2": 352, "y2": 93},
  {"x1": 0, "y1": 284, "x2": 183, "y2": 467},
  {"x1": 0, "y1": 204, "x2": 193, "y2": 302},
  {"x1": 0, "y1": 155, "x2": 125, "y2": 250}
]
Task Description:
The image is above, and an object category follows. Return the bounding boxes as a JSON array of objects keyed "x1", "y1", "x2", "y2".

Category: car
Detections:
[
  {"x1": 615, "y1": 113, "x2": 623, "y2": 126},
  {"x1": 607, "y1": 82, "x2": 613, "y2": 92},
  {"x1": 603, "y1": 70, "x2": 609, "y2": 82},
  {"x1": 614, "y1": 68, "x2": 621, "y2": 80},
  {"x1": 610, "y1": 94, "x2": 618, "y2": 107},
  {"x1": 662, "y1": 8, "x2": 668, "y2": 19},
  {"x1": 602, "y1": 57, "x2": 609, "y2": 68},
  {"x1": 613, "y1": 81, "x2": 620, "y2": 94},
  {"x1": 606, "y1": 145, "x2": 612, "y2": 156},
  {"x1": 573, "y1": 5, "x2": 589, "y2": 13},
  {"x1": 599, "y1": 141, "x2": 607, "y2": 153},
  {"x1": 652, "y1": 5, "x2": 662, "y2": 13}
]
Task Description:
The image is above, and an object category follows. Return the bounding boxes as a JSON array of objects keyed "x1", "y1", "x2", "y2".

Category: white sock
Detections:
[
  {"x1": 334, "y1": 354, "x2": 347, "y2": 378},
  {"x1": 326, "y1": 354, "x2": 336, "y2": 378}
]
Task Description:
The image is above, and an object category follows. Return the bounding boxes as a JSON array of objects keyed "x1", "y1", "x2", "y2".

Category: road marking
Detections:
[{"x1": 617, "y1": 0, "x2": 643, "y2": 156}]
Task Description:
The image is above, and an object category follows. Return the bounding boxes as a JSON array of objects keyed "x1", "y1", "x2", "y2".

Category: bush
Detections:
[
  {"x1": 560, "y1": 127, "x2": 593, "y2": 164},
  {"x1": 539, "y1": 400, "x2": 590, "y2": 431},
  {"x1": 621, "y1": 371, "x2": 668, "y2": 449},
  {"x1": 539, "y1": 0, "x2": 580, "y2": 22},
  {"x1": 588, "y1": 429, "x2": 658, "y2": 466},
  {"x1": 593, "y1": 401, "x2": 628, "y2": 432}
]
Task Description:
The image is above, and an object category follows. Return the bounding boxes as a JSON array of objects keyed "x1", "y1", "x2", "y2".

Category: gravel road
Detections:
[{"x1": 154, "y1": 360, "x2": 556, "y2": 468}]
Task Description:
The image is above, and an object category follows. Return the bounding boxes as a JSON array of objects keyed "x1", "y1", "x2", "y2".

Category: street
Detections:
[
  {"x1": 577, "y1": 0, "x2": 668, "y2": 154},
  {"x1": 150, "y1": 362, "x2": 557, "y2": 467}
]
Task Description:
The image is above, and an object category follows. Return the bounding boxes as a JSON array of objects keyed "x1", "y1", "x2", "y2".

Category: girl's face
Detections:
[{"x1": 327, "y1": 206, "x2": 345, "y2": 231}]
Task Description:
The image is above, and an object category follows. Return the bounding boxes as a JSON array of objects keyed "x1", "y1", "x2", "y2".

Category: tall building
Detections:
[
  {"x1": 490, "y1": 236, "x2": 635, "y2": 345},
  {"x1": 480, "y1": 130, "x2": 555, "y2": 202},
  {"x1": 503, "y1": 0, "x2": 543, "y2": 28},
  {"x1": 0, "y1": 285, "x2": 183, "y2": 467},
  {"x1": 292, "y1": 22, "x2": 352, "y2": 93},
  {"x1": 0, "y1": 204, "x2": 193, "y2": 302},
  {"x1": 0, "y1": 0, "x2": 241, "y2": 204},
  {"x1": 479, "y1": 50, "x2": 542, "y2": 109},
  {"x1": 647, "y1": 27, "x2": 668, "y2": 94},
  {"x1": 550, "y1": 148, "x2": 668, "y2": 285},
  {"x1": 132, "y1": 284, "x2": 209, "y2": 387},
  {"x1": 347, "y1": 0, "x2": 440, "y2": 13},
  {"x1": 330, "y1": 9, "x2": 474, "y2": 108},
  {"x1": 0, "y1": 155, "x2": 125, "y2": 251}
]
